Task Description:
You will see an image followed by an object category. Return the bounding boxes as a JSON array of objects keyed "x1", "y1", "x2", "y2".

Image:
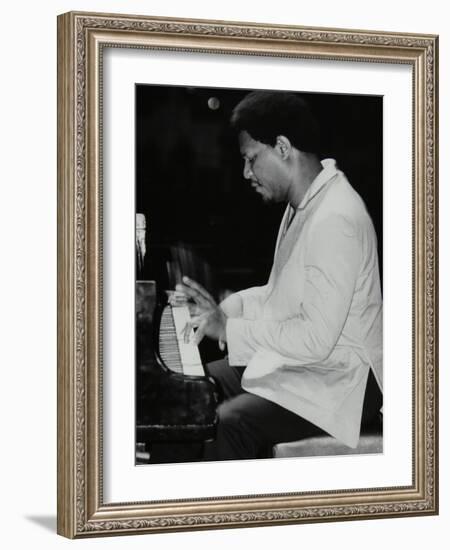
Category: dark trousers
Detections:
[{"x1": 203, "y1": 359, "x2": 382, "y2": 461}]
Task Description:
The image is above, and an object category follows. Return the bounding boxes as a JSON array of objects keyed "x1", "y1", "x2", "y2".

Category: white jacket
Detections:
[{"x1": 225, "y1": 159, "x2": 383, "y2": 448}]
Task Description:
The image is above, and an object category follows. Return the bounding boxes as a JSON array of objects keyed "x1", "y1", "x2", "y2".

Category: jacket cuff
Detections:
[
  {"x1": 226, "y1": 318, "x2": 255, "y2": 366},
  {"x1": 237, "y1": 289, "x2": 263, "y2": 320}
]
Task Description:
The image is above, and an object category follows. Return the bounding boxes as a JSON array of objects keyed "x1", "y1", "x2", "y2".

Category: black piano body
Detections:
[{"x1": 136, "y1": 281, "x2": 220, "y2": 461}]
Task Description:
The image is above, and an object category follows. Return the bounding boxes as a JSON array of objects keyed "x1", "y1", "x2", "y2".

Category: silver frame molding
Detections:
[{"x1": 57, "y1": 11, "x2": 439, "y2": 538}]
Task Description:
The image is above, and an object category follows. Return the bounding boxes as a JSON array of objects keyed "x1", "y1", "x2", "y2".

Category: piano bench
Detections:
[{"x1": 272, "y1": 433, "x2": 383, "y2": 459}]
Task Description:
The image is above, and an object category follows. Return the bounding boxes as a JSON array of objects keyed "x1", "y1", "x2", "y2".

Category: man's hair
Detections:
[{"x1": 230, "y1": 91, "x2": 320, "y2": 155}]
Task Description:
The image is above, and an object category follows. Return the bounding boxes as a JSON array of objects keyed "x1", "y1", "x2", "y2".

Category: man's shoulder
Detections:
[
  {"x1": 322, "y1": 174, "x2": 368, "y2": 219},
  {"x1": 310, "y1": 175, "x2": 373, "y2": 236}
]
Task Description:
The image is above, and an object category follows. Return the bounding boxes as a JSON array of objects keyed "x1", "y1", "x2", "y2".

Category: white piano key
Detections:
[{"x1": 170, "y1": 306, "x2": 204, "y2": 376}]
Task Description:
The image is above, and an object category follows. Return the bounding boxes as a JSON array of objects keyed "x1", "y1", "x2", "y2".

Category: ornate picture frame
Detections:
[{"x1": 57, "y1": 11, "x2": 438, "y2": 538}]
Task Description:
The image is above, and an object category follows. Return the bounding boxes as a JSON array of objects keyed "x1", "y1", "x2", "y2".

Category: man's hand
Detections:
[{"x1": 176, "y1": 276, "x2": 227, "y2": 348}]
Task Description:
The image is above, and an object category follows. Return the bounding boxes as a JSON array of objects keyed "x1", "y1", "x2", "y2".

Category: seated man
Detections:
[{"x1": 179, "y1": 91, "x2": 383, "y2": 461}]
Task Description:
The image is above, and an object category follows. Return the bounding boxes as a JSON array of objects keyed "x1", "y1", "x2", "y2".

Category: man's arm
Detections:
[{"x1": 226, "y1": 214, "x2": 361, "y2": 366}]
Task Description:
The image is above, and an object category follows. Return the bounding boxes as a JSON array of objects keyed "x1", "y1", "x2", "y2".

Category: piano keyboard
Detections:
[{"x1": 159, "y1": 305, "x2": 205, "y2": 377}]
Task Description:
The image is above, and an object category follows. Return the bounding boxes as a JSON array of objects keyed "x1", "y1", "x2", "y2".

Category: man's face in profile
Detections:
[{"x1": 239, "y1": 131, "x2": 289, "y2": 204}]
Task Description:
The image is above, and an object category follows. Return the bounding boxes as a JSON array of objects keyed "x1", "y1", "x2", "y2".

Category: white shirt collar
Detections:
[{"x1": 297, "y1": 158, "x2": 338, "y2": 210}]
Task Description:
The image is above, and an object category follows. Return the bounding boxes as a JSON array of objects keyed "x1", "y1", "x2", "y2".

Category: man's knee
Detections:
[
  {"x1": 206, "y1": 358, "x2": 228, "y2": 378},
  {"x1": 217, "y1": 400, "x2": 244, "y2": 428},
  {"x1": 211, "y1": 398, "x2": 262, "y2": 460},
  {"x1": 217, "y1": 394, "x2": 262, "y2": 434},
  {"x1": 207, "y1": 361, "x2": 246, "y2": 401}
]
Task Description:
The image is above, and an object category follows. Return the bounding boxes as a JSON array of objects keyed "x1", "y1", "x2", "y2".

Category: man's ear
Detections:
[{"x1": 275, "y1": 135, "x2": 292, "y2": 160}]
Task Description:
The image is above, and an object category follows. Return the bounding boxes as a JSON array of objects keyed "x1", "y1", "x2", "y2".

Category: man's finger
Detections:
[
  {"x1": 182, "y1": 276, "x2": 216, "y2": 304},
  {"x1": 181, "y1": 313, "x2": 207, "y2": 343},
  {"x1": 181, "y1": 320, "x2": 197, "y2": 343},
  {"x1": 180, "y1": 321, "x2": 190, "y2": 343},
  {"x1": 193, "y1": 321, "x2": 207, "y2": 346},
  {"x1": 176, "y1": 283, "x2": 211, "y2": 308},
  {"x1": 187, "y1": 302, "x2": 200, "y2": 316}
]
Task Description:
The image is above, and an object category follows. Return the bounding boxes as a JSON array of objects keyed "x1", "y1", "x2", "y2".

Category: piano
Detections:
[{"x1": 136, "y1": 280, "x2": 220, "y2": 463}]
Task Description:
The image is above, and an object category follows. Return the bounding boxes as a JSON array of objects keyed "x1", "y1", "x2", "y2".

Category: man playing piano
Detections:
[{"x1": 178, "y1": 91, "x2": 383, "y2": 461}]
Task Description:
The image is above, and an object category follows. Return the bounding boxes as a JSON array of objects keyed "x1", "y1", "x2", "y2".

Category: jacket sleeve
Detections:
[
  {"x1": 219, "y1": 285, "x2": 268, "y2": 320},
  {"x1": 226, "y1": 214, "x2": 361, "y2": 366},
  {"x1": 237, "y1": 285, "x2": 269, "y2": 319}
]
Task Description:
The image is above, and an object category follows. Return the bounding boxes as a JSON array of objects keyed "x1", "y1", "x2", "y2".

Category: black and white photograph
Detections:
[
  {"x1": 53, "y1": 8, "x2": 438, "y2": 540},
  {"x1": 134, "y1": 84, "x2": 384, "y2": 466}
]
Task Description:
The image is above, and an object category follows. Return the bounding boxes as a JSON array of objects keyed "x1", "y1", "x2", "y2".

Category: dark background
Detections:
[{"x1": 136, "y1": 84, "x2": 382, "y2": 301}]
